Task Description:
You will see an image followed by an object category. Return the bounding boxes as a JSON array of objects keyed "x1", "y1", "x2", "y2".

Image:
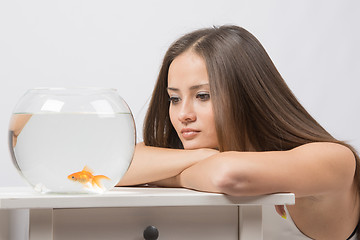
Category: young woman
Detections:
[{"x1": 117, "y1": 25, "x2": 359, "y2": 240}]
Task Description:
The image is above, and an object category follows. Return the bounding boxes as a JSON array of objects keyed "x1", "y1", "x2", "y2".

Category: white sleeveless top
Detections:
[{"x1": 262, "y1": 205, "x2": 357, "y2": 240}]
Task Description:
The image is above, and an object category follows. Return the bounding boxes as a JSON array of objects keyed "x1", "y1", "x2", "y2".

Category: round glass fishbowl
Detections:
[{"x1": 8, "y1": 88, "x2": 136, "y2": 194}]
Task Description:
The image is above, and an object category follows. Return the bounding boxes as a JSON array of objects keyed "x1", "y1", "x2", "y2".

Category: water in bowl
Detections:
[{"x1": 9, "y1": 112, "x2": 135, "y2": 194}]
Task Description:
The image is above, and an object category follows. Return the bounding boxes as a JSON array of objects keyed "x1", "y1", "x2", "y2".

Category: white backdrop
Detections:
[{"x1": 0, "y1": 0, "x2": 359, "y2": 187}]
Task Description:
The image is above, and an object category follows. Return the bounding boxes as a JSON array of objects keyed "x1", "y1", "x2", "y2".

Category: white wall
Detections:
[{"x1": 0, "y1": 0, "x2": 359, "y2": 187}]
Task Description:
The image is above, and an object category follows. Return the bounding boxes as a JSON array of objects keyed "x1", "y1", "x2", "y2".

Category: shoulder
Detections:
[
  {"x1": 290, "y1": 142, "x2": 354, "y2": 159},
  {"x1": 279, "y1": 142, "x2": 356, "y2": 197},
  {"x1": 288, "y1": 142, "x2": 356, "y2": 179}
]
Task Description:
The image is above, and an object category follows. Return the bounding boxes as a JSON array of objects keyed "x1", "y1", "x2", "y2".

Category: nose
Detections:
[{"x1": 178, "y1": 100, "x2": 196, "y2": 124}]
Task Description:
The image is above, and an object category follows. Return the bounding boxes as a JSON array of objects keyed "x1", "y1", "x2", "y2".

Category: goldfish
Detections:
[{"x1": 67, "y1": 166, "x2": 110, "y2": 189}]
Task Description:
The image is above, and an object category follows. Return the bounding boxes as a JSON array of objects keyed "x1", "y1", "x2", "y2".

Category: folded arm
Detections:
[
  {"x1": 117, "y1": 142, "x2": 217, "y2": 186},
  {"x1": 177, "y1": 142, "x2": 356, "y2": 198}
]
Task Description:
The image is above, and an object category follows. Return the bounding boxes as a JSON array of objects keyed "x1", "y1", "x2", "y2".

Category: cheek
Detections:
[
  {"x1": 206, "y1": 113, "x2": 217, "y2": 134},
  {"x1": 168, "y1": 106, "x2": 177, "y2": 129},
  {"x1": 202, "y1": 105, "x2": 216, "y2": 128},
  {"x1": 203, "y1": 107, "x2": 217, "y2": 136},
  {"x1": 207, "y1": 116, "x2": 219, "y2": 147}
]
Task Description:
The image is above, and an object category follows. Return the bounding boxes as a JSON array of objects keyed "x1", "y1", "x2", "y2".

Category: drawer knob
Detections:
[{"x1": 143, "y1": 225, "x2": 159, "y2": 240}]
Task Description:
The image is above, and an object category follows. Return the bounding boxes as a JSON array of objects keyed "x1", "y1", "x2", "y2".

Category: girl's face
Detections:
[{"x1": 167, "y1": 50, "x2": 219, "y2": 150}]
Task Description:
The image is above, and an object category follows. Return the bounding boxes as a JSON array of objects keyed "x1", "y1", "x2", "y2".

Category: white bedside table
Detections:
[{"x1": 0, "y1": 187, "x2": 294, "y2": 240}]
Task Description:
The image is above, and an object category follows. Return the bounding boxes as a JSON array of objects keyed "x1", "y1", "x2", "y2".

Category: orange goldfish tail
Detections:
[{"x1": 92, "y1": 175, "x2": 111, "y2": 189}]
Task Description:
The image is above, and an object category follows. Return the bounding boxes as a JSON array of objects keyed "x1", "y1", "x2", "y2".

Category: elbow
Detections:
[{"x1": 210, "y1": 156, "x2": 249, "y2": 196}]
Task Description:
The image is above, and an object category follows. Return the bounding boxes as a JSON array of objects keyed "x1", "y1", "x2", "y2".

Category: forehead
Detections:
[{"x1": 168, "y1": 50, "x2": 209, "y2": 88}]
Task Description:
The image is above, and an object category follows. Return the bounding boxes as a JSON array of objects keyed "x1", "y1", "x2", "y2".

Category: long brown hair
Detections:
[{"x1": 144, "y1": 25, "x2": 360, "y2": 221}]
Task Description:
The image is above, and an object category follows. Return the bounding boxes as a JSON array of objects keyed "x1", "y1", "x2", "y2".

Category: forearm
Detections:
[
  {"x1": 178, "y1": 153, "x2": 224, "y2": 193},
  {"x1": 117, "y1": 142, "x2": 217, "y2": 186},
  {"x1": 178, "y1": 151, "x2": 286, "y2": 196},
  {"x1": 178, "y1": 151, "x2": 260, "y2": 195},
  {"x1": 150, "y1": 176, "x2": 182, "y2": 188}
]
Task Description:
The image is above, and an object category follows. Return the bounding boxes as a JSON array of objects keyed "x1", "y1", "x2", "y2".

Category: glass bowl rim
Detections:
[{"x1": 28, "y1": 87, "x2": 118, "y2": 92}]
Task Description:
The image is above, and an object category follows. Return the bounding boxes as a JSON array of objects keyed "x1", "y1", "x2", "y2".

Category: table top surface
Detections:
[{"x1": 0, "y1": 186, "x2": 295, "y2": 209}]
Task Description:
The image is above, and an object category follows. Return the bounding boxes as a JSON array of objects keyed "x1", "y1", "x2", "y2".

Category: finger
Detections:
[{"x1": 275, "y1": 205, "x2": 287, "y2": 219}]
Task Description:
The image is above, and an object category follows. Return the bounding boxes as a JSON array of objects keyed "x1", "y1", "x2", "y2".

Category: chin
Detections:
[
  {"x1": 183, "y1": 145, "x2": 199, "y2": 150},
  {"x1": 182, "y1": 141, "x2": 216, "y2": 150},
  {"x1": 182, "y1": 142, "x2": 200, "y2": 150}
]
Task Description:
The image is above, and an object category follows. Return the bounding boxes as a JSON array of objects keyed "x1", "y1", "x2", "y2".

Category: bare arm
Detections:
[
  {"x1": 9, "y1": 114, "x2": 32, "y2": 147},
  {"x1": 117, "y1": 142, "x2": 218, "y2": 186},
  {"x1": 177, "y1": 142, "x2": 356, "y2": 198}
]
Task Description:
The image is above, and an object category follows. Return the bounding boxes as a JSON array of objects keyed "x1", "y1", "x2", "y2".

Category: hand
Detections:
[
  {"x1": 9, "y1": 114, "x2": 32, "y2": 147},
  {"x1": 197, "y1": 148, "x2": 219, "y2": 162},
  {"x1": 275, "y1": 205, "x2": 287, "y2": 219}
]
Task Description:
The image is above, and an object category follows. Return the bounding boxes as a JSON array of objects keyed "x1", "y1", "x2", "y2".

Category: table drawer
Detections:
[{"x1": 53, "y1": 206, "x2": 238, "y2": 240}]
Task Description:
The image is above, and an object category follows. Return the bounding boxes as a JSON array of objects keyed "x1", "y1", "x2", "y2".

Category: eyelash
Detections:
[
  {"x1": 196, "y1": 92, "x2": 210, "y2": 101},
  {"x1": 169, "y1": 96, "x2": 181, "y2": 104},
  {"x1": 168, "y1": 93, "x2": 210, "y2": 104}
]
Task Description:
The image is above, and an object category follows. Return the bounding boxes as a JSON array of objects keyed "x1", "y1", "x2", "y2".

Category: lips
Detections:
[{"x1": 180, "y1": 128, "x2": 200, "y2": 140}]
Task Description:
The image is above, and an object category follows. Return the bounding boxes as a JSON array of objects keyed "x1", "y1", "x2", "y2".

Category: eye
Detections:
[
  {"x1": 196, "y1": 92, "x2": 210, "y2": 101},
  {"x1": 169, "y1": 96, "x2": 181, "y2": 104}
]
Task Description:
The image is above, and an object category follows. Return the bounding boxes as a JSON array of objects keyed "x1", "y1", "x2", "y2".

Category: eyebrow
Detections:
[{"x1": 167, "y1": 83, "x2": 210, "y2": 92}]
